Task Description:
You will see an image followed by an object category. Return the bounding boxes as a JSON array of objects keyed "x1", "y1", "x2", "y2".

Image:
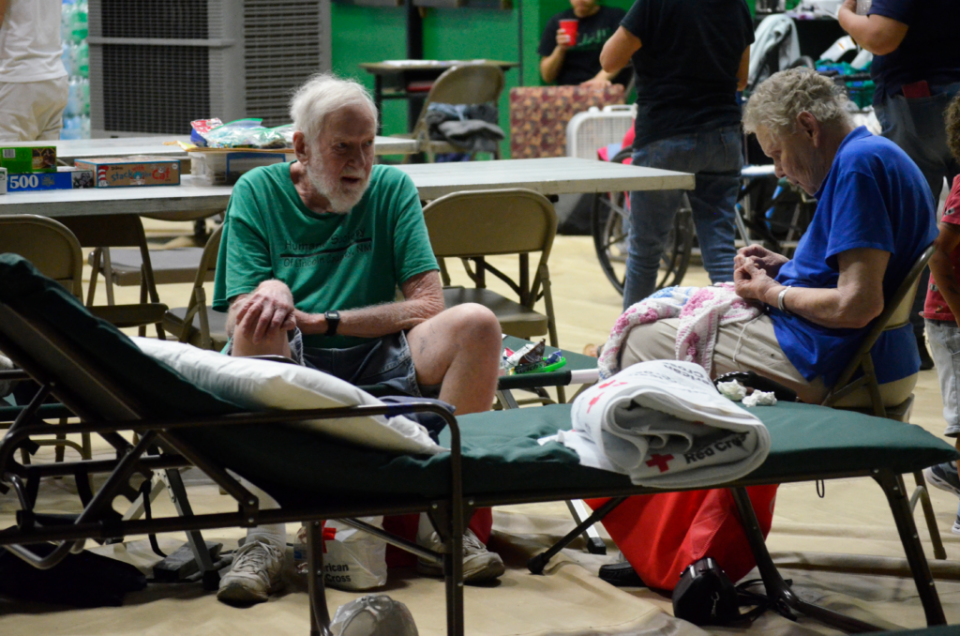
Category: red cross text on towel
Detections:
[{"x1": 646, "y1": 454, "x2": 674, "y2": 473}]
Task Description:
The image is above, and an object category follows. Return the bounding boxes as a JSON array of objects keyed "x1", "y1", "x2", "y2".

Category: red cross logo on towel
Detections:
[
  {"x1": 587, "y1": 380, "x2": 628, "y2": 412},
  {"x1": 646, "y1": 454, "x2": 674, "y2": 473}
]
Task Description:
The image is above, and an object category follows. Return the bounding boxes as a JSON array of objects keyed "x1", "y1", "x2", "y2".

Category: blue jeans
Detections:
[
  {"x1": 624, "y1": 126, "x2": 743, "y2": 309},
  {"x1": 877, "y1": 82, "x2": 960, "y2": 339},
  {"x1": 927, "y1": 319, "x2": 960, "y2": 438}
]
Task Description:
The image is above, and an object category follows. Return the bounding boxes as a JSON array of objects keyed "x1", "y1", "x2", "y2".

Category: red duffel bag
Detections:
[{"x1": 586, "y1": 484, "x2": 779, "y2": 591}]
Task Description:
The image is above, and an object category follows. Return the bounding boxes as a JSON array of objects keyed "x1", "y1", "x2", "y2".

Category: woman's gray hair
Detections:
[
  {"x1": 743, "y1": 68, "x2": 853, "y2": 138},
  {"x1": 289, "y1": 73, "x2": 378, "y2": 144}
]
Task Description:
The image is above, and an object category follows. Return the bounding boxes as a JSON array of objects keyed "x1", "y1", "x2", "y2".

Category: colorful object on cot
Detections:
[{"x1": 498, "y1": 340, "x2": 566, "y2": 375}]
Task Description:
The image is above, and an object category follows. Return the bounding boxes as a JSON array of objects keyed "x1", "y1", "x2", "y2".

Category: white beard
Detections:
[{"x1": 304, "y1": 156, "x2": 370, "y2": 214}]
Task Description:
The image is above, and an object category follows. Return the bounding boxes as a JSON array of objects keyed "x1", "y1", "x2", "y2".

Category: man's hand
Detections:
[
  {"x1": 555, "y1": 28, "x2": 573, "y2": 51},
  {"x1": 734, "y1": 257, "x2": 780, "y2": 305},
  {"x1": 734, "y1": 244, "x2": 789, "y2": 278},
  {"x1": 581, "y1": 75, "x2": 612, "y2": 89},
  {"x1": 233, "y1": 280, "x2": 297, "y2": 344}
]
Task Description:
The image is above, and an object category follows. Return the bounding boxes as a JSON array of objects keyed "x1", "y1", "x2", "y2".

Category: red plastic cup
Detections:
[{"x1": 559, "y1": 19, "x2": 579, "y2": 46}]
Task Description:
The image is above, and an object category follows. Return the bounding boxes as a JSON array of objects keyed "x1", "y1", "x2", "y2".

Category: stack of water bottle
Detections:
[{"x1": 60, "y1": 0, "x2": 89, "y2": 140}]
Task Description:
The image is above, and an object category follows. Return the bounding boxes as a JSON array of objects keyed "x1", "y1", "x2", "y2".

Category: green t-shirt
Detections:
[{"x1": 213, "y1": 162, "x2": 438, "y2": 349}]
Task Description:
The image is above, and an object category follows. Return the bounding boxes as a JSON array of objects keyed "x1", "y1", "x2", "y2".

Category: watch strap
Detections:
[{"x1": 324, "y1": 310, "x2": 340, "y2": 337}]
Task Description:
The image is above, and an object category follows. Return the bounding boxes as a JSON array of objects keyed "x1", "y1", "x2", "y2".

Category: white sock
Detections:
[
  {"x1": 241, "y1": 478, "x2": 286, "y2": 551},
  {"x1": 417, "y1": 512, "x2": 436, "y2": 543}
]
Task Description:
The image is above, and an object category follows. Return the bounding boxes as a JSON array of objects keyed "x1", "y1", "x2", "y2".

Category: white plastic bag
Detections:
[
  {"x1": 296, "y1": 517, "x2": 387, "y2": 591},
  {"x1": 331, "y1": 594, "x2": 418, "y2": 636}
]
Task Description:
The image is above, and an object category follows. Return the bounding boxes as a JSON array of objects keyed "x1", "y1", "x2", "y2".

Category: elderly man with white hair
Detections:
[
  {"x1": 212, "y1": 73, "x2": 504, "y2": 605},
  {"x1": 597, "y1": 68, "x2": 938, "y2": 589}
]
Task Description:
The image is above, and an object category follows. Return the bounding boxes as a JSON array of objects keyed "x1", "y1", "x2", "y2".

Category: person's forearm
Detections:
[
  {"x1": 759, "y1": 284, "x2": 882, "y2": 330},
  {"x1": 540, "y1": 51, "x2": 565, "y2": 84},
  {"x1": 298, "y1": 296, "x2": 444, "y2": 339},
  {"x1": 929, "y1": 252, "x2": 960, "y2": 329},
  {"x1": 837, "y1": 8, "x2": 905, "y2": 55}
]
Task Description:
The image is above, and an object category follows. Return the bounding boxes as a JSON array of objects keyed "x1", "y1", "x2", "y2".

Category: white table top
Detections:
[
  {"x1": 0, "y1": 157, "x2": 694, "y2": 219},
  {"x1": 399, "y1": 157, "x2": 693, "y2": 200},
  {"x1": 0, "y1": 135, "x2": 418, "y2": 160}
]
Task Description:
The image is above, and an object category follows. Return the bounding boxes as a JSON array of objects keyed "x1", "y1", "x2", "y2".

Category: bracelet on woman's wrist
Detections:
[{"x1": 777, "y1": 286, "x2": 793, "y2": 316}]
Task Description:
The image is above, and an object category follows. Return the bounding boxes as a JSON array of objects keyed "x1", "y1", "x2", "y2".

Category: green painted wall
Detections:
[
  {"x1": 422, "y1": 7, "x2": 520, "y2": 158},
  {"x1": 330, "y1": 3, "x2": 409, "y2": 144}
]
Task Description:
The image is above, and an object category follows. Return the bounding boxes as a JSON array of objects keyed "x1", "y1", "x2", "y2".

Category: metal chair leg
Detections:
[
  {"x1": 911, "y1": 470, "x2": 947, "y2": 560},
  {"x1": 873, "y1": 471, "x2": 947, "y2": 626}
]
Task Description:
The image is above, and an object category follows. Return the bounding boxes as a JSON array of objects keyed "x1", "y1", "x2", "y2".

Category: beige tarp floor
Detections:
[{"x1": 2, "y1": 226, "x2": 960, "y2": 635}]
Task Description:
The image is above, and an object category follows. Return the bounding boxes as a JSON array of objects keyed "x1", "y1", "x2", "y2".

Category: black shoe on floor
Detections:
[
  {"x1": 918, "y1": 337, "x2": 935, "y2": 371},
  {"x1": 598, "y1": 561, "x2": 646, "y2": 587}
]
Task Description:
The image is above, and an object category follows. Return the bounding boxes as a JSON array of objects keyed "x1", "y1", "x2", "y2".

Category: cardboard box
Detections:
[
  {"x1": 74, "y1": 156, "x2": 181, "y2": 187},
  {"x1": 191, "y1": 151, "x2": 294, "y2": 185},
  {"x1": 0, "y1": 146, "x2": 57, "y2": 173},
  {"x1": 6, "y1": 166, "x2": 95, "y2": 192}
]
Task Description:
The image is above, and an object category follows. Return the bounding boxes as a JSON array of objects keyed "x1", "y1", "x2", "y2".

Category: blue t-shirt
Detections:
[
  {"x1": 771, "y1": 127, "x2": 937, "y2": 387},
  {"x1": 868, "y1": 0, "x2": 960, "y2": 101},
  {"x1": 620, "y1": 0, "x2": 754, "y2": 148}
]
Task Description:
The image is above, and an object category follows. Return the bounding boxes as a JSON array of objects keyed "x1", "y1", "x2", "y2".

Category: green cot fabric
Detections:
[
  {"x1": 0, "y1": 254, "x2": 242, "y2": 420},
  {"x1": 2, "y1": 252, "x2": 956, "y2": 507},
  {"x1": 205, "y1": 402, "x2": 959, "y2": 504}
]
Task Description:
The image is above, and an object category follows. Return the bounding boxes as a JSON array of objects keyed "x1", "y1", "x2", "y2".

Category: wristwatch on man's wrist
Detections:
[{"x1": 324, "y1": 310, "x2": 340, "y2": 337}]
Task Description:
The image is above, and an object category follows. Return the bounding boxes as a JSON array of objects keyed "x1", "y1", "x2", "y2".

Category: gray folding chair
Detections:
[
  {"x1": 162, "y1": 223, "x2": 228, "y2": 351},
  {"x1": 394, "y1": 63, "x2": 505, "y2": 161},
  {"x1": 821, "y1": 244, "x2": 946, "y2": 559},
  {"x1": 0, "y1": 214, "x2": 167, "y2": 460}
]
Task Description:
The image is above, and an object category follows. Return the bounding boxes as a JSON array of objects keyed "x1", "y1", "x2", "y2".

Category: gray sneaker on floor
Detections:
[
  {"x1": 217, "y1": 540, "x2": 285, "y2": 606},
  {"x1": 924, "y1": 461, "x2": 960, "y2": 498},
  {"x1": 416, "y1": 528, "x2": 505, "y2": 584}
]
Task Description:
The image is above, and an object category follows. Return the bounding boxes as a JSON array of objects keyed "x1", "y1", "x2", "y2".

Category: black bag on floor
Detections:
[
  {"x1": 672, "y1": 557, "x2": 774, "y2": 626},
  {"x1": 0, "y1": 539, "x2": 147, "y2": 607}
]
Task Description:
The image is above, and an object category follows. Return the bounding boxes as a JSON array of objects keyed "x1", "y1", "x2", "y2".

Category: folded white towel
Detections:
[{"x1": 541, "y1": 360, "x2": 771, "y2": 488}]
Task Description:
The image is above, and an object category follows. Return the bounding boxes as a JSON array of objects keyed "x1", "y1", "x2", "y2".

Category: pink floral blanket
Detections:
[{"x1": 598, "y1": 283, "x2": 762, "y2": 379}]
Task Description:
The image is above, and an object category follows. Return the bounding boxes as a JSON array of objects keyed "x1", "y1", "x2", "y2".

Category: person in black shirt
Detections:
[
  {"x1": 600, "y1": 0, "x2": 754, "y2": 309},
  {"x1": 539, "y1": 0, "x2": 627, "y2": 87}
]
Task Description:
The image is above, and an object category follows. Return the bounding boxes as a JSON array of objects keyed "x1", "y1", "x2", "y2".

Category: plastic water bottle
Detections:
[
  {"x1": 61, "y1": 1, "x2": 76, "y2": 44},
  {"x1": 70, "y1": 1, "x2": 88, "y2": 43},
  {"x1": 60, "y1": 116, "x2": 82, "y2": 140},
  {"x1": 80, "y1": 78, "x2": 90, "y2": 115},
  {"x1": 76, "y1": 42, "x2": 88, "y2": 78},
  {"x1": 64, "y1": 78, "x2": 80, "y2": 116}
]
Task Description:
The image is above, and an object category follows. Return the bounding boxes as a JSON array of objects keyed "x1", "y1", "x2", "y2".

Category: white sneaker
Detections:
[
  {"x1": 416, "y1": 528, "x2": 505, "y2": 584},
  {"x1": 217, "y1": 540, "x2": 285, "y2": 605}
]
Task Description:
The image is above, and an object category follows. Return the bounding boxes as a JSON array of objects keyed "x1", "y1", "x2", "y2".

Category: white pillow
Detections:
[{"x1": 133, "y1": 337, "x2": 445, "y2": 456}]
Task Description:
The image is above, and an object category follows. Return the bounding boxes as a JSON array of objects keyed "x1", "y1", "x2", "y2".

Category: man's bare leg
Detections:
[
  {"x1": 406, "y1": 303, "x2": 501, "y2": 415},
  {"x1": 230, "y1": 323, "x2": 292, "y2": 359}
]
